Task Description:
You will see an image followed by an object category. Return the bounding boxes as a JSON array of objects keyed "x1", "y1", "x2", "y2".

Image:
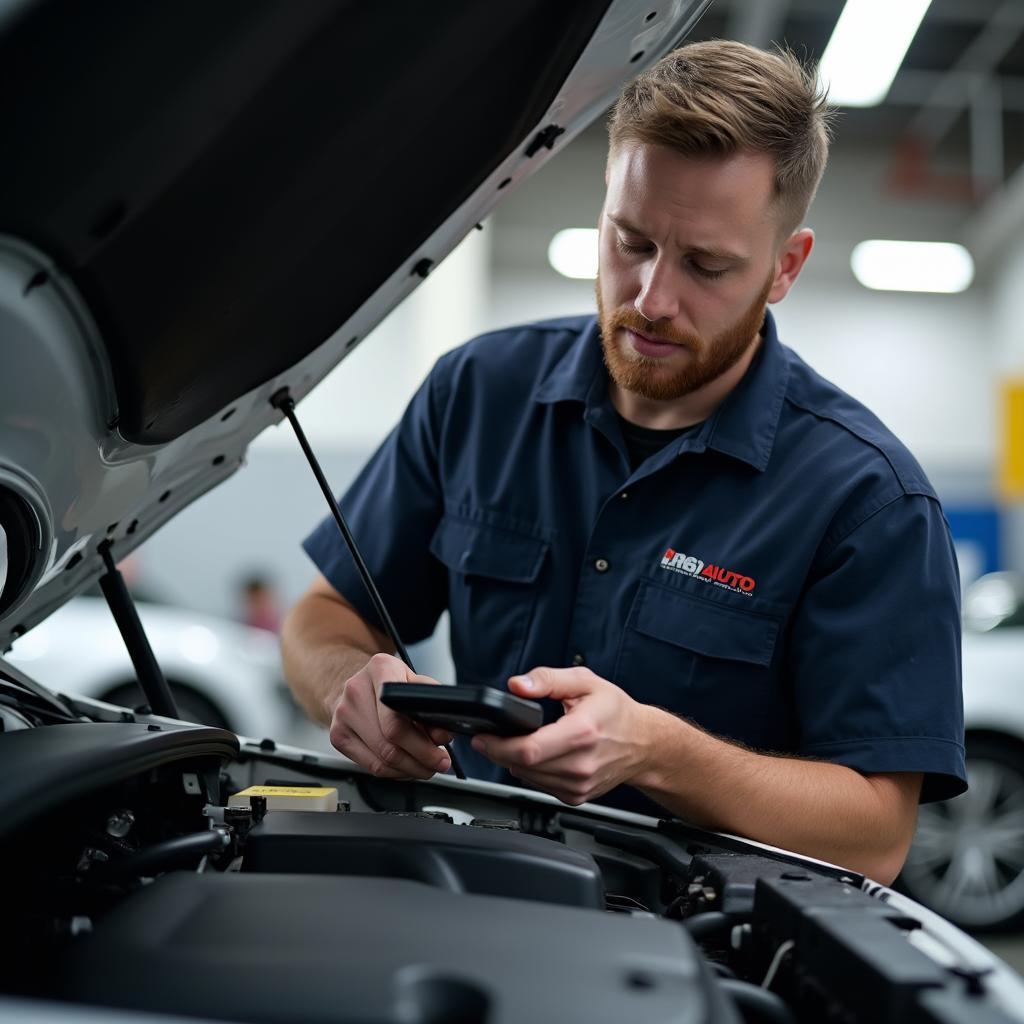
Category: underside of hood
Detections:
[
  {"x1": 3, "y1": 0, "x2": 619, "y2": 445},
  {"x1": 0, "y1": 0, "x2": 711, "y2": 643}
]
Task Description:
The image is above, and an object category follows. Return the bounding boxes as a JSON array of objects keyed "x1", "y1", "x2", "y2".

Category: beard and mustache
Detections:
[{"x1": 596, "y1": 271, "x2": 773, "y2": 402}]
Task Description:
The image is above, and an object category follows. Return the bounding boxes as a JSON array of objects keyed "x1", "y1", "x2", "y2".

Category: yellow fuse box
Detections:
[{"x1": 228, "y1": 785, "x2": 339, "y2": 812}]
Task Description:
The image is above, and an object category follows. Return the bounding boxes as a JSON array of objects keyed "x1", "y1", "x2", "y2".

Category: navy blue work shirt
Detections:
[{"x1": 304, "y1": 312, "x2": 966, "y2": 812}]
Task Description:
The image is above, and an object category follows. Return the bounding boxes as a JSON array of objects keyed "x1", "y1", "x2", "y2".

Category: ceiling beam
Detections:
[
  {"x1": 889, "y1": 70, "x2": 1024, "y2": 112},
  {"x1": 907, "y1": 0, "x2": 1024, "y2": 145}
]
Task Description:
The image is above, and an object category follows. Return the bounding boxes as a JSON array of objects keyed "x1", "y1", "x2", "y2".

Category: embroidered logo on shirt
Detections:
[{"x1": 660, "y1": 548, "x2": 756, "y2": 595}]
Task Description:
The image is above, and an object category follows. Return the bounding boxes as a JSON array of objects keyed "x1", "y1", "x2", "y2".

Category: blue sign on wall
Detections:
[{"x1": 945, "y1": 506, "x2": 1001, "y2": 584}]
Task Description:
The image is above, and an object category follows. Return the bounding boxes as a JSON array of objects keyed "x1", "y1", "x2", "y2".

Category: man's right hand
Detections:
[{"x1": 327, "y1": 652, "x2": 453, "y2": 779}]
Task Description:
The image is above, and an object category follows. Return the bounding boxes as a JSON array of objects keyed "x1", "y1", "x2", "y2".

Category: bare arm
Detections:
[
  {"x1": 281, "y1": 574, "x2": 451, "y2": 779},
  {"x1": 281, "y1": 574, "x2": 394, "y2": 725},
  {"x1": 472, "y1": 668, "x2": 921, "y2": 884},
  {"x1": 634, "y1": 707, "x2": 922, "y2": 883}
]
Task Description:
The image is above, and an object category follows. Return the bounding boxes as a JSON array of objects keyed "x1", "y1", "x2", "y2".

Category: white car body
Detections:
[
  {"x1": 962, "y1": 629, "x2": 1024, "y2": 739},
  {"x1": 6, "y1": 596, "x2": 293, "y2": 740}
]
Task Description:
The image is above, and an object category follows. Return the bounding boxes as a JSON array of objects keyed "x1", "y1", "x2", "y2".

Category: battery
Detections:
[{"x1": 228, "y1": 785, "x2": 339, "y2": 813}]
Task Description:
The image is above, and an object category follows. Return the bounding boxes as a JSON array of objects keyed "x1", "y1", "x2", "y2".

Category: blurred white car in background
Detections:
[
  {"x1": 6, "y1": 595, "x2": 297, "y2": 740},
  {"x1": 900, "y1": 572, "x2": 1024, "y2": 932}
]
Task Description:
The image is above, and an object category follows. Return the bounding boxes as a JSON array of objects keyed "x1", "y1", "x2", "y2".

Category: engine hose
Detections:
[
  {"x1": 94, "y1": 829, "x2": 230, "y2": 879},
  {"x1": 683, "y1": 910, "x2": 735, "y2": 942},
  {"x1": 718, "y1": 979, "x2": 796, "y2": 1024}
]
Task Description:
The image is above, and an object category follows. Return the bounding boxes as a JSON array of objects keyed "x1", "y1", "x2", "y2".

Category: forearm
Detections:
[
  {"x1": 280, "y1": 590, "x2": 392, "y2": 725},
  {"x1": 634, "y1": 708, "x2": 919, "y2": 883}
]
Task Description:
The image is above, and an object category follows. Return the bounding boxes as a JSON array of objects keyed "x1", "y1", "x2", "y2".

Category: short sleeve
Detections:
[
  {"x1": 301, "y1": 360, "x2": 450, "y2": 645},
  {"x1": 789, "y1": 493, "x2": 966, "y2": 803}
]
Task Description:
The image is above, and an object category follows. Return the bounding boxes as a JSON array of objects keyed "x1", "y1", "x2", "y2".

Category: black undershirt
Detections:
[{"x1": 617, "y1": 414, "x2": 704, "y2": 472}]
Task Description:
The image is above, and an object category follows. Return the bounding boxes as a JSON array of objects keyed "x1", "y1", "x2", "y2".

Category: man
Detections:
[{"x1": 282, "y1": 41, "x2": 965, "y2": 885}]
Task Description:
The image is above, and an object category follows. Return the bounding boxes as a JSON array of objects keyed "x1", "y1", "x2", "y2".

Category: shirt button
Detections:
[
  {"x1": 619, "y1": 491, "x2": 629, "y2": 500},
  {"x1": 595, "y1": 558, "x2": 610, "y2": 573},
  {"x1": 571, "y1": 653, "x2": 586, "y2": 666}
]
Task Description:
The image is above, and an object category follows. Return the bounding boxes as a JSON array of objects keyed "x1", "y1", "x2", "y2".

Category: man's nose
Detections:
[{"x1": 634, "y1": 260, "x2": 680, "y2": 323}]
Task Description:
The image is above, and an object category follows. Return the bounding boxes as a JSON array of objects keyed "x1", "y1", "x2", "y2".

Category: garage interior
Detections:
[{"x1": 10, "y1": 0, "x2": 1024, "y2": 970}]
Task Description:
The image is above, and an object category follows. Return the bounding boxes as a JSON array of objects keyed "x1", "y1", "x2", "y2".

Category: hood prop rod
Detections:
[
  {"x1": 98, "y1": 541, "x2": 179, "y2": 720},
  {"x1": 271, "y1": 387, "x2": 465, "y2": 780}
]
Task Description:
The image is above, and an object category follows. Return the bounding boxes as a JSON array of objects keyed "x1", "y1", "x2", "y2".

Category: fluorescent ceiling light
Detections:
[
  {"x1": 820, "y1": 0, "x2": 932, "y2": 107},
  {"x1": 850, "y1": 240, "x2": 974, "y2": 293},
  {"x1": 548, "y1": 228, "x2": 598, "y2": 280}
]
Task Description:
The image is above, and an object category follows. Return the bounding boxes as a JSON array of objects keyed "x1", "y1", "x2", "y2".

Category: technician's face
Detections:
[{"x1": 596, "y1": 142, "x2": 789, "y2": 402}]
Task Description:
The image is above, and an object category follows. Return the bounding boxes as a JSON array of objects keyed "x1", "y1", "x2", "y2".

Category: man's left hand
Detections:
[{"x1": 470, "y1": 667, "x2": 655, "y2": 805}]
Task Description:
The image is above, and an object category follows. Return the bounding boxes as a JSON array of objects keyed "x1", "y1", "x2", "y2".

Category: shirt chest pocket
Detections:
[
  {"x1": 614, "y1": 580, "x2": 783, "y2": 736},
  {"x1": 429, "y1": 515, "x2": 548, "y2": 685}
]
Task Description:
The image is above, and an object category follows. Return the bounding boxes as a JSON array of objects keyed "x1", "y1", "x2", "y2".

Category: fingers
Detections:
[
  {"x1": 331, "y1": 707, "x2": 444, "y2": 779},
  {"x1": 510, "y1": 767, "x2": 596, "y2": 806},
  {"x1": 508, "y1": 666, "x2": 598, "y2": 702},
  {"x1": 364, "y1": 657, "x2": 453, "y2": 769},
  {"x1": 473, "y1": 713, "x2": 595, "y2": 768},
  {"x1": 328, "y1": 654, "x2": 451, "y2": 779},
  {"x1": 329, "y1": 730, "x2": 411, "y2": 779},
  {"x1": 471, "y1": 712, "x2": 605, "y2": 806},
  {"x1": 377, "y1": 707, "x2": 452, "y2": 774},
  {"x1": 387, "y1": 666, "x2": 452, "y2": 746},
  {"x1": 409, "y1": 671, "x2": 447, "y2": 686}
]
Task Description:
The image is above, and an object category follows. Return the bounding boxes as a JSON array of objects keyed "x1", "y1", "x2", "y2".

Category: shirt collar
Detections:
[
  {"x1": 532, "y1": 309, "x2": 789, "y2": 473},
  {"x1": 532, "y1": 316, "x2": 605, "y2": 406},
  {"x1": 702, "y1": 309, "x2": 789, "y2": 472}
]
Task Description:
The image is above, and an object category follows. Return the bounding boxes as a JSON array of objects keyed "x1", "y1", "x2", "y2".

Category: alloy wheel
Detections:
[{"x1": 901, "y1": 745, "x2": 1024, "y2": 931}]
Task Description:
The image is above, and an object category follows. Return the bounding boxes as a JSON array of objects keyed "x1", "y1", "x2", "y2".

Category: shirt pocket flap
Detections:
[
  {"x1": 429, "y1": 515, "x2": 548, "y2": 584},
  {"x1": 633, "y1": 582, "x2": 780, "y2": 667}
]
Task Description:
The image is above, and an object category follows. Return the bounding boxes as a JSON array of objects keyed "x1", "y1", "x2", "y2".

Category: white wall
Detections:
[
  {"x1": 990, "y1": 232, "x2": 1024, "y2": 376},
  {"x1": 745, "y1": 283, "x2": 994, "y2": 476}
]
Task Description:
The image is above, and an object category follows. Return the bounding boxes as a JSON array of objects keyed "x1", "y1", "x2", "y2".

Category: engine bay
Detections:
[{"x1": 0, "y1": 702, "x2": 1019, "y2": 1024}]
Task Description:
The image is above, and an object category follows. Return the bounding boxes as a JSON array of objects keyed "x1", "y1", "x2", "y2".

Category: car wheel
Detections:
[
  {"x1": 101, "y1": 682, "x2": 232, "y2": 731},
  {"x1": 899, "y1": 735, "x2": 1024, "y2": 932}
]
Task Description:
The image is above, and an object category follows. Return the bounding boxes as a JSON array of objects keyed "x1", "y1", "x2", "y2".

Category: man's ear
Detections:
[{"x1": 768, "y1": 228, "x2": 814, "y2": 304}]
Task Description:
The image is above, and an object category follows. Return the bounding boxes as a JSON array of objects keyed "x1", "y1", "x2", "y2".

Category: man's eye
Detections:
[
  {"x1": 615, "y1": 238, "x2": 649, "y2": 256},
  {"x1": 689, "y1": 261, "x2": 727, "y2": 280}
]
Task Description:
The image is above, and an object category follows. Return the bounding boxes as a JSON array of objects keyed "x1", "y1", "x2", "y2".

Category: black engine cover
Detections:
[
  {"x1": 59, "y1": 872, "x2": 741, "y2": 1024},
  {"x1": 240, "y1": 811, "x2": 605, "y2": 909}
]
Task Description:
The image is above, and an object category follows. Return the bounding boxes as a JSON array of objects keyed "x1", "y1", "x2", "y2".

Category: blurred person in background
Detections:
[{"x1": 238, "y1": 574, "x2": 282, "y2": 634}]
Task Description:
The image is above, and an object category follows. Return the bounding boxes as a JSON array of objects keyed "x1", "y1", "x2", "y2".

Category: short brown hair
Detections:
[{"x1": 609, "y1": 39, "x2": 833, "y2": 235}]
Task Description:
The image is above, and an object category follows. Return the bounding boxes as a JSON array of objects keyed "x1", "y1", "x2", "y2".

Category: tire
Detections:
[
  {"x1": 101, "y1": 681, "x2": 232, "y2": 731},
  {"x1": 898, "y1": 735, "x2": 1024, "y2": 932}
]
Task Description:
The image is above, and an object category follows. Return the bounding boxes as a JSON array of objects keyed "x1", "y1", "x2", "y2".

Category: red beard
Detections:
[{"x1": 596, "y1": 272, "x2": 773, "y2": 402}]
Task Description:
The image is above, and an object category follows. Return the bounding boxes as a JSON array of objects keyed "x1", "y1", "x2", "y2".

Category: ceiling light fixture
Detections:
[
  {"x1": 819, "y1": 0, "x2": 933, "y2": 107},
  {"x1": 850, "y1": 240, "x2": 974, "y2": 293},
  {"x1": 548, "y1": 228, "x2": 599, "y2": 280}
]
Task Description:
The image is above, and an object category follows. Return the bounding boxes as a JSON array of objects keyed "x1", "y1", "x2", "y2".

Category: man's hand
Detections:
[
  {"x1": 328, "y1": 653, "x2": 453, "y2": 780},
  {"x1": 470, "y1": 667, "x2": 654, "y2": 805},
  {"x1": 471, "y1": 665, "x2": 921, "y2": 882}
]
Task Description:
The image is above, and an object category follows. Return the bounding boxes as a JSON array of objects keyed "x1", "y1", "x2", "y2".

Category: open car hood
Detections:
[{"x1": 0, "y1": 0, "x2": 711, "y2": 644}]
